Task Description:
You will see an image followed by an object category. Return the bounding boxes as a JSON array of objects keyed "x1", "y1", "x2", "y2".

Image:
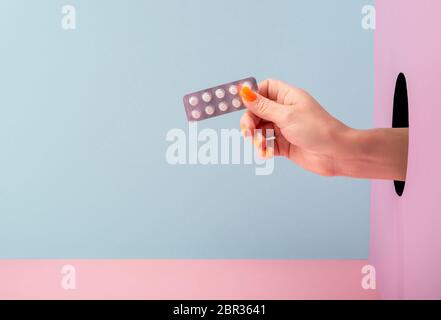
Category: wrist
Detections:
[{"x1": 332, "y1": 127, "x2": 363, "y2": 177}]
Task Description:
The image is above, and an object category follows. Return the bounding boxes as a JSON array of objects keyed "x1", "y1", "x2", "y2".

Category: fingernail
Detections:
[{"x1": 240, "y1": 86, "x2": 257, "y2": 102}]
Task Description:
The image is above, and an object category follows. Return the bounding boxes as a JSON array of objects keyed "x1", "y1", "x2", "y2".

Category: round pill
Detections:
[
  {"x1": 189, "y1": 96, "x2": 199, "y2": 106},
  {"x1": 191, "y1": 110, "x2": 202, "y2": 119},
  {"x1": 202, "y1": 92, "x2": 212, "y2": 103},
  {"x1": 229, "y1": 85, "x2": 238, "y2": 95},
  {"x1": 215, "y1": 89, "x2": 226, "y2": 99},
  {"x1": 232, "y1": 98, "x2": 242, "y2": 109},
  {"x1": 218, "y1": 102, "x2": 228, "y2": 112},
  {"x1": 242, "y1": 81, "x2": 252, "y2": 89},
  {"x1": 205, "y1": 105, "x2": 215, "y2": 115}
]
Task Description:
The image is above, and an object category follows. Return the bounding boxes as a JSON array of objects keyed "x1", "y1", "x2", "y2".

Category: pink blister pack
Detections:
[{"x1": 183, "y1": 77, "x2": 258, "y2": 122}]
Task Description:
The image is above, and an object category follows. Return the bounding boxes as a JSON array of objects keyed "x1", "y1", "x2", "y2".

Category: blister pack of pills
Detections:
[{"x1": 183, "y1": 77, "x2": 258, "y2": 122}]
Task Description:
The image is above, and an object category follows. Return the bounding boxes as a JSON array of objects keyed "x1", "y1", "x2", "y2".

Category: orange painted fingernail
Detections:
[{"x1": 240, "y1": 86, "x2": 257, "y2": 102}]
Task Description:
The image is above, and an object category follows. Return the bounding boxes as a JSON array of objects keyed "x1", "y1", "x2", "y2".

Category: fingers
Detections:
[
  {"x1": 240, "y1": 111, "x2": 261, "y2": 137},
  {"x1": 258, "y1": 78, "x2": 305, "y2": 104},
  {"x1": 255, "y1": 122, "x2": 277, "y2": 159},
  {"x1": 240, "y1": 114, "x2": 277, "y2": 159},
  {"x1": 240, "y1": 86, "x2": 291, "y2": 125},
  {"x1": 239, "y1": 79, "x2": 302, "y2": 159}
]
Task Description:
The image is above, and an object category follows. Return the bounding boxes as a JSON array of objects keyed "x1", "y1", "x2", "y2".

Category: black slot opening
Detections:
[{"x1": 392, "y1": 73, "x2": 409, "y2": 197}]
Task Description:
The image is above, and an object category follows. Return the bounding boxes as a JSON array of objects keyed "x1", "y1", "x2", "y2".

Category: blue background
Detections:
[{"x1": 0, "y1": 0, "x2": 373, "y2": 258}]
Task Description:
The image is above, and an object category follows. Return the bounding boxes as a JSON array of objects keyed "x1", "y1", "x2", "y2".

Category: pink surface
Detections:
[
  {"x1": 371, "y1": 0, "x2": 441, "y2": 299},
  {"x1": 0, "y1": 260, "x2": 378, "y2": 300}
]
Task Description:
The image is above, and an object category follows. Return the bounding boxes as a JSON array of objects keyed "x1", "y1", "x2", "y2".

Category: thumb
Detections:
[{"x1": 240, "y1": 86, "x2": 289, "y2": 124}]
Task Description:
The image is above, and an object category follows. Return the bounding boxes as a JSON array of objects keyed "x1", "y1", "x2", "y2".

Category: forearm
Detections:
[{"x1": 335, "y1": 128, "x2": 409, "y2": 181}]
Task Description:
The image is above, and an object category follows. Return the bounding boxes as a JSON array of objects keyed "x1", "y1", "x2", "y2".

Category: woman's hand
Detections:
[{"x1": 239, "y1": 79, "x2": 409, "y2": 181}]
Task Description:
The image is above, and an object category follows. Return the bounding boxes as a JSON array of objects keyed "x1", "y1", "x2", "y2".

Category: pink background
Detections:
[
  {"x1": 0, "y1": 260, "x2": 378, "y2": 300},
  {"x1": 371, "y1": 0, "x2": 441, "y2": 299}
]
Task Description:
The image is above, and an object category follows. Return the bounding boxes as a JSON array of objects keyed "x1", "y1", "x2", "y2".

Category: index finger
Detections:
[{"x1": 258, "y1": 78, "x2": 304, "y2": 104}]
